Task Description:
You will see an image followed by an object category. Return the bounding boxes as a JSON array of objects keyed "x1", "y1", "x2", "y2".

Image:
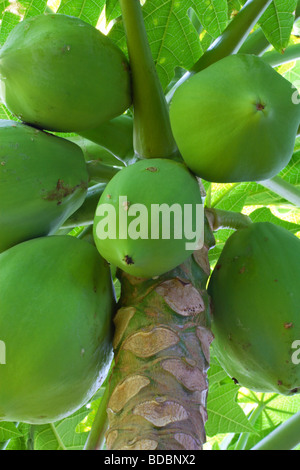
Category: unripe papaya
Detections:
[
  {"x1": 0, "y1": 235, "x2": 114, "y2": 424},
  {"x1": 170, "y1": 54, "x2": 300, "y2": 183},
  {"x1": 208, "y1": 222, "x2": 300, "y2": 395},
  {"x1": 93, "y1": 158, "x2": 203, "y2": 278},
  {"x1": 0, "y1": 14, "x2": 132, "y2": 132},
  {"x1": 0, "y1": 120, "x2": 88, "y2": 253}
]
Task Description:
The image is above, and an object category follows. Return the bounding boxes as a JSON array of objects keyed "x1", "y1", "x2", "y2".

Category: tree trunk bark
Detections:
[{"x1": 105, "y1": 217, "x2": 215, "y2": 450}]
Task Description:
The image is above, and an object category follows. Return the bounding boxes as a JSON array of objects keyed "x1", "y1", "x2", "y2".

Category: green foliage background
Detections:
[{"x1": 0, "y1": 0, "x2": 299, "y2": 451}]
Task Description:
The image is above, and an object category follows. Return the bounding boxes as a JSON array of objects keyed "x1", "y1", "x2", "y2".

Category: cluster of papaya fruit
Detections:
[
  {"x1": 0, "y1": 13, "x2": 133, "y2": 424},
  {"x1": 0, "y1": 9, "x2": 300, "y2": 427}
]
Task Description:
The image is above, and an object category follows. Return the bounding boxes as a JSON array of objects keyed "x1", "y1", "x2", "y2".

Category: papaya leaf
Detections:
[
  {"x1": 19, "y1": 0, "x2": 48, "y2": 17},
  {"x1": 0, "y1": 422, "x2": 24, "y2": 442},
  {"x1": 105, "y1": 0, "x2": 121, "y2": 23},
  {"x1": 208, "y1": 228, "x2": 234, "y2": 268},
  {"x1": 235, "y1": 390, "x2": 300, "y2": 449},
  {"x1": 4, "y1": 423, "x2": 31, "y2": 450},
  {"x1": 57, "y1": 0, "x2": 105, "y2": 26},
  {"x1": 109, "y1": 0, "x2": 203, "y2": 90},
  {"x1": 207, "y1": 360, "x2": 231, "y2": 387},
  {"x1": 227, "y1": 0, "x2": 247, "y2": 17},
  {"x1": 249, "y1": 207, "x2": 300, "y2": 232},
  {"x1": 259, "y1": 0, "x2": 297, "y2": 53},
  {"x1": 192, "y1": 0, "x2": 228, "y2": 39},
  {"x1": 209, "y1": 182, "x2": 248, "y2": 212},
  {"x1": 0, "y1": 0, "x2": 10, "y2": 19},
  {"x1": 0, "y1": 11, "x2": 21, "y2": 45},
  {"x1": 33, "y1": 406, "x2": 91, "y2": 450},
  {"x1": 0, "y1": 102, "x2": 17, "y2": 121},
  {"x1": 206, "y1": 383, "x2": 256, "y2": 437},
  {"x1": 280, "y1": 151, "x2": 300, "y2": 183}
]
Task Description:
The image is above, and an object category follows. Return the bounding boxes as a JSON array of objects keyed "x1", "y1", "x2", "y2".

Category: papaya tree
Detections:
[{"x1": 0, "y1": 0, "x2": 300, "y2": 452}]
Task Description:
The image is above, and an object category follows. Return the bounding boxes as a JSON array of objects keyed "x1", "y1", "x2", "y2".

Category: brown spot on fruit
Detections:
[
  {"x1": 43, "y1": 179, "x2": 87, "y2": 203},
  {"x1": 256, "y1": 102, "x2": 265, "y2": 111},
  {"x1": 284, "y1": 322, "x2": 293, "y2": 329},
  {"x1": 124, "y1": 255, "x2": 134, "y2": 265},
  {"x1": 146, "y1": 167, "x2": 158, "y2": 172}
]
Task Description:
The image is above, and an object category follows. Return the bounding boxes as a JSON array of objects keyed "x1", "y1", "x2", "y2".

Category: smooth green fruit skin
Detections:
[
  {"x1": 0, "y1": 14, "x2": 132, "y2": 132},
  {"x1": 93, "y1": 159, "x2": 203, "y2": 278},
  {"x1": 0, "y1": 120, "x2": 89, "y2": 253},
  {"x1": 208, "y1": 222, "x2": 300, "y2": 395},
  {"x1": 170, "y1": 54, "x2": 300, "y2": 183},
  {"x1": 0, "y1": 235, "x2": 114, "y2": 424}
]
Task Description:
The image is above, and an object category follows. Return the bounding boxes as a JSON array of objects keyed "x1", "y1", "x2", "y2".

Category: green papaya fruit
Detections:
[
  {"x1": 0, "y1": 120, "x2": 88, "y2": 253},
  {"x1": 170, "y1": 54, "x2": 300, "y2": 183},
  {"x1": 0, "y1": 14, "x2": 132, "y2": 132},
  {"x1": 208, "y1": 222, "x2": 300, "y2": 395},
  {"x1": 0, "y1": 235, "x2": 114, "y2": 424},
  {"x1": 78, "y1": 115, "x2": 135, "y2": 165},
  {"x1": 93, "y1": 158, "x2": 204, "y2": 278}
]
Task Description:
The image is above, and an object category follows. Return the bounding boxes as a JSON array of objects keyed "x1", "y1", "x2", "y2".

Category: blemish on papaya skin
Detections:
[
  {"x1": 146, "y1": 167, "x2": 158, "y2": 172},
  {"x1": 256, "y1": 102, "x2": 265, "y2": 111},
  {"x1": 43, "y1": 179, "x2": 88, "y2": 205},
  {"x1": 124, "y1": 255, "x2": 134, "y2": 266},
  {"x1": 284, "y1": 322, "x2": 293, "y2": 329},
  {"x1": 239, "y1": 266, "x2": 246, "y2": 274},
  {"x1": 122, "y1": 61, "x2": 129, "y2": 72}
]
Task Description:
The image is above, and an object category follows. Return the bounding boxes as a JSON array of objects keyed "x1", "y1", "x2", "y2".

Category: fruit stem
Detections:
[
  {"x1": 191, "y1": 0, "x2": 273, "y2": 72},
  {"x1": 166, "y1": 0, "x2": 273, "y2": 103},
  {"x1": 119, "y1": 0, "x2": 178, "y2": 160},
  {"x1": 205, "y1": 208, "x2": 252, "y2": 232},
  {"x1": 234, "y1": 403, "x2": 265, "y2": 450},
  {"x1": 238, "y1": 27, "x2": 270, "y2": 56},
  {"x1": 50, "y1": 422, "x2": 67, "y2": 450},
  {"x1": 84, "y1": 385, "x2": 111, "y2": 450},
  {"x1": 251, "y1": 411, "x2": 300, "y2": 450},
  {"x1": 296, "y1": 0, "x2": 300, "y2": 19},
  {"x1": 86, "y1": 160, "x2": 121, "y2": 184},
  {"x1": 259, "y1": 175, "x2": 300, "y2": 207},
  {"x1": 261, "y1": 43, "x2": 300, "y2": 67}
]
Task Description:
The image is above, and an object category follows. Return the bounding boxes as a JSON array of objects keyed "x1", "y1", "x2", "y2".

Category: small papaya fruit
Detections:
[
  {"x1": 93, "y1": 158, "x2": 204, "y2": 278},
  {"x1": 170, "y1": 54, "x2": 300, "y2": 183},
  {"x1": 0, "y1": 14, "x2": 132, "y2": 132},
  {"x1": 0, "y1": 120, "x2": 88, "y2": 253},
  {"x1": 208, "y1": 222, "x2": 300, "y2": 395},
  {"x1": 0, "y1": 235, "x2": 114, "y2": 424}
]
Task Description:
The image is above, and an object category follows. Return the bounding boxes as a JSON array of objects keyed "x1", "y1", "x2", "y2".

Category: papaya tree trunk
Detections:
[{"x1": 105, "y1": 218, "x2": 215, "y2": 450}]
